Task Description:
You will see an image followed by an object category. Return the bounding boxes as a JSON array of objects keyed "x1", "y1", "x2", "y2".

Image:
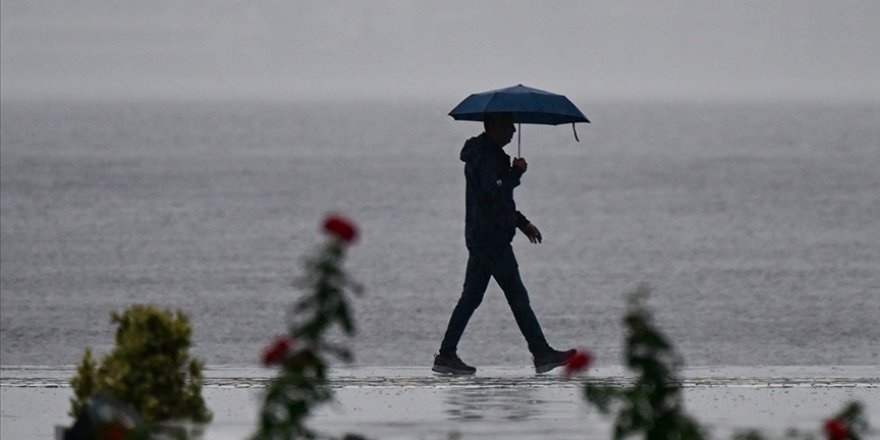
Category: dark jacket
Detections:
[{"x1": 460, "y1": 133, "x2": 530, "y2": 248}]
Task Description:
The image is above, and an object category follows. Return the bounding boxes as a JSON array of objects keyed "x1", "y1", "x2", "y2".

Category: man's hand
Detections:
[
  {"x1": 519, "y1": 223, "x2": 542, "y2": 244},
  {"x1": 512, "y1": 157, "x2": 528, "y2": 173}
]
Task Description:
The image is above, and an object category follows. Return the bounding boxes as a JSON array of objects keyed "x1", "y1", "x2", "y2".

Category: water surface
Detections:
[{"x1": 2, "y1": 99, "x2": 878, "y2": 368}]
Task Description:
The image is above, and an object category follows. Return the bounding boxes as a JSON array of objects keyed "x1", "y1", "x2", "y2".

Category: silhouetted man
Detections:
[{"x1": 433, "y1": 112, "x2": 575, "y2": 375}]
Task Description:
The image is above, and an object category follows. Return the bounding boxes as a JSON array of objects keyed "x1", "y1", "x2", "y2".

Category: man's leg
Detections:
[
  {"x1": 438, "y1": 250, "x2": 492, "y2": 355},
  {"x1": 486, "y1": 246, "x2": 551, "y2": 356}
]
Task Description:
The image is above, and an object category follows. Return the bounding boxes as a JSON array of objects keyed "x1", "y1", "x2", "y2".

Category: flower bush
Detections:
[
  {"x1": 563, "y1": 350, "x2": 592, "y2": 378},
  {"x1": 583, "y1": 284, "x2": 705, "y2": 440},
  {"x1": 583, "y1": 284, "x2": 870, "y2": 440},
  {"x1": 825, "y1": 419, "x2": 850, "y2": 440},
  {"x1": 262, "y1": 336, "x2": 295, "y2": 367},
  {"x1": 731, "y1": 401, "x2": 868, "y2": 440},
  {"x1": 323, "y1": 214, "x2": 358, "y2": 244},
  {"x1": 69, "y1": 305, "x2": 212, "y2": 428},
  {"x1": 252, "y1": 214, "x2": 363, "y2": 440},
  {"x1": 819, "y1": 405, "x2": 870, "y2": 440}
]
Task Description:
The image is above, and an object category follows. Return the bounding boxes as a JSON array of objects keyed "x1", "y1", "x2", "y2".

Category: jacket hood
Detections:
[{"x1": 460, "y1": 133, "x2": 490, "y2": 163}]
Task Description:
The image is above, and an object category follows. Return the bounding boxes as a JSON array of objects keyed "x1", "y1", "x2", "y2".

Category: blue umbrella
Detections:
[{"x1": 449, "y1": 84, "x2": 589, "y2": 156}]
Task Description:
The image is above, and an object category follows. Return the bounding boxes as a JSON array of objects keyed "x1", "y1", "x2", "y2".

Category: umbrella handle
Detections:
[
  {"x1": 517, "y1": 123, "x2": 521, "y2": 157},
  {"x1": 572, "y1": 123, "x2": 580, "y2": 142}
]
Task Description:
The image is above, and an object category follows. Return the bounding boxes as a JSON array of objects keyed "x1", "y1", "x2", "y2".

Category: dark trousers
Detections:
[{"x1": 439, "y1": 245, "x2": 551, "y2": 356}]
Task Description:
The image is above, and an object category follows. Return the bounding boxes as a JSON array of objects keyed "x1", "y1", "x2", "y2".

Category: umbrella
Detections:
[{"x1": 449, "y1": 84, "x2": 589, "y2": 156}]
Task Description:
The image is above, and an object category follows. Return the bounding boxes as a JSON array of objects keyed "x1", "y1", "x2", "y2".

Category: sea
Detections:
[{"x1": 1, "y1": 97, "x2": 879, "y2": 372}]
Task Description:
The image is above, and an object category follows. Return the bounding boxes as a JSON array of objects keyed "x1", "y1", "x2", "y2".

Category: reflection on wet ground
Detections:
[
  {"x1": 2, "y1": 366, "x2": 878, "y2": 440},
  {"x1": 444, "y1": 386, "x2": 546, "y2": 421},
  {"x1": 3, "y1": 365, "x2": 877, "y2": 388}
]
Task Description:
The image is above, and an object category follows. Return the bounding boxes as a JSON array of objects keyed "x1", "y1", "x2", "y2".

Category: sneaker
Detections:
[
  {"x1": 432, "y1": 352, "x2": 476, "y2": 375},
  {"x1": 534, "y1": 348, "x2": 576, "y2": 374}
]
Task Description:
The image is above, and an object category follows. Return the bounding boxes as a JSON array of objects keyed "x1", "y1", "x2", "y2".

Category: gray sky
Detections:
[{"x1": 2, "y1": 0, "x2": 878, "y2": 101}]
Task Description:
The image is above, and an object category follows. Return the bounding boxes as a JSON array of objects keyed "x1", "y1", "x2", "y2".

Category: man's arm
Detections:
[
  {"x1": 512, "y1": 158, "x2": 541, "y2": 244},
  {"x1": 518, "y1": 221, "x2": 542, "y2": 244}
]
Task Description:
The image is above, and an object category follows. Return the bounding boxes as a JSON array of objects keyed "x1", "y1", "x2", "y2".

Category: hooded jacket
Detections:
[{"x1": 460, "y1": 133, "x2": 530, "y2": 248}]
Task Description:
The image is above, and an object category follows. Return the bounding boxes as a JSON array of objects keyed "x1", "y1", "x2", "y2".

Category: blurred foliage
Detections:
[
  {"x1": 829, "y1": 401, "x2": 870, "y2": 440},
  {"x1": 731, "y1": 401, "x2": 868, "y2": 440},
  {"x1": 583, "y1": 284, "x2": 870, "y2": 440},
  {"x1": 70, "y1": 347, "x2": 98, "y2": 419},
  {"x1": 69, "y1": 304, "x2": 212, "y2": 426},
  {"x1": 252, "y1": 235, "x2": 363, "y2": 440},
  {"x1": 583, "y1": 284, "x2": 706, "y2": 440}
]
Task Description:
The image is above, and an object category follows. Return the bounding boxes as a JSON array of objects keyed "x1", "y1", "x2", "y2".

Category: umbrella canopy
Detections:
[
  {"x1": 448, "y1": 84, "x2": 589, "y2": 156},
  {"x1": 448, "y1": 84, "x2": 589, "y2": 125}
]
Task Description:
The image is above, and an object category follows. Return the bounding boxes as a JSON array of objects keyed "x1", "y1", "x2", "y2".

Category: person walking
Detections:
[{"x1": 433, "y1": 112, "x2": 575, "y2": 375}]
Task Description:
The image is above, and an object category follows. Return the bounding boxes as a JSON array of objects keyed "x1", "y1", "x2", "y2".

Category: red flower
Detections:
[
  {"x1": 824, "y1": 419, "x2": 849, "y2": 440},
  {"x1": 563, "y1": 350, "x2": 592, "y2": 377},
  {"x1": 323, "y1": 215, "x2": 358, "y2": 243},
  {"x1": 105, "y1": 425, "x2": 128, "y2": 440},
  {"x1": 262, "y1": 336, "x2": 293, "y2": 366}
]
